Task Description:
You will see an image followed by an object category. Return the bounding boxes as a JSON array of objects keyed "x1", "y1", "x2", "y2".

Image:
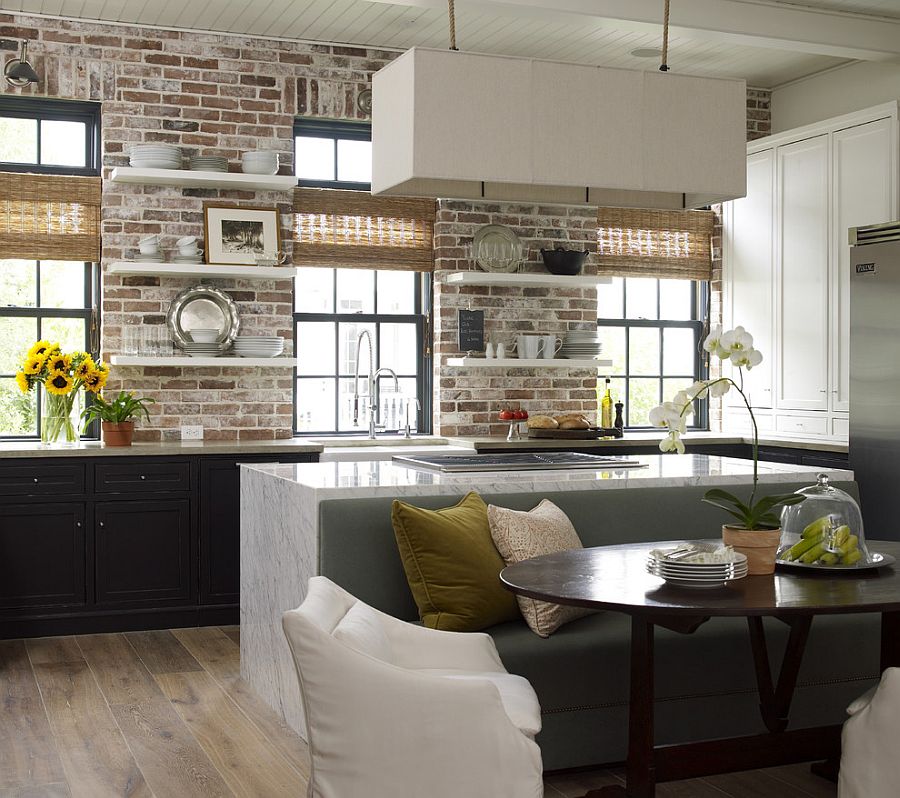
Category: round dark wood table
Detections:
[{"x1": 501, "y1": 540, "x2": 900, "y2": 798}]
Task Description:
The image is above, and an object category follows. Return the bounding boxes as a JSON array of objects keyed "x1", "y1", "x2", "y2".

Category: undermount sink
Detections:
[
  {"x1": 310, "y1": 435, "x2": 450, "y2": 448},
  {"x1": 319, "y1": 444, "x2": 475, "y2": 462}
]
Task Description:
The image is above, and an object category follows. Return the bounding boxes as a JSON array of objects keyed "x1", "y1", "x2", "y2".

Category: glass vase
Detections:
[{"x1": 41, "y1": 390, "x2": 81, "y2": 447}]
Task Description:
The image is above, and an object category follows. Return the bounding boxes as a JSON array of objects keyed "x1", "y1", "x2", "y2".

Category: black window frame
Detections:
[
  {"x1": 292, "y1": 117, "x2": 432, "y2": 436},
  {"x1": 0, "y1": 96, "x2": 101, "y2": 176},
  {"x1": 598, "y1": 279, "x2": 709, "y2": 430},
  {"x1": 294, "y1": 117, "x2": 372, "y2": 191},
  {"x1": 0, "y1": 97, "x2": 101, "y2": 440}
]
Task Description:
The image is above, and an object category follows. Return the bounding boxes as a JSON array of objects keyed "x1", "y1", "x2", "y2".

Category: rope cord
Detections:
[
  {"x1": 660, "y1": 0, "x2": 670, "y2": 72},
  {"x1": 448, "y1": 0, "x2": 458, "y2": 50}
]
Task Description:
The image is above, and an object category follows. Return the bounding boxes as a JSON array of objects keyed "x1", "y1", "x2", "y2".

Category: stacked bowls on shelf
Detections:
[
  {"x1": 232, "y1": 336, "x2": 284, "y2": 358},
  {"x1": 646, "y1": 545, "x2": 748, "y2": 589},
  {"x1": 189, "y1": 155, "x2": 228, "y2": 172},
  {"x1": 560, "y1": 330, "x2": 604, "y2": 359},
  {"x1": 183, "y1": 328, "x2": 222, "y2": 358},
  {"x1": 129, "y1": 144, "x2": 182, "y2": 169},
  {"x1": 241, "y1": 150, "x2": 279, "y2": 175}
]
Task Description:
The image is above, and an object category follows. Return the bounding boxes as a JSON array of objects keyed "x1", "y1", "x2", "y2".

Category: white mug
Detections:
[
  {"x1": 179, "y1": 245, "x2": 202, "y2": 256},
  {"x1": 540, "y1": 334, "x2": 563, "y2": 359},
  {"x1": 176, "y1": 236, "x2": 197, "y2": 248},
  {"x1": 138, "y1": 240, "x2": 160, "y2": 254},
  {"x1": 516, "y1": 334, "x2": 545, "y2": 360}
]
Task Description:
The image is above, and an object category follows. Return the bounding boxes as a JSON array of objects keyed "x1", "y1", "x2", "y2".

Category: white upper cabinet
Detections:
[
  {"x1": 831, "y1": 118, "x2": 895, "y2": 412},
  {"x1": 725, "y1": 148, "x2": 775, "y2": 409},
  {"x1": 776, "y1": 134, "x2": 830, "y2": 412}
]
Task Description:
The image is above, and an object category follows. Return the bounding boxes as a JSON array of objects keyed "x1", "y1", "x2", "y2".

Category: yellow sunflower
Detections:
[
  {"x1": 95, "y1": 360, "x2": 109, "y2": 376},
  {"x1": 45, "y1": 353, "x2": 72, "y2": 374},
  {"x1": 83, "y1": 369, "x2": 107, "y2": 394},
  {"x1": 74, "y1": 356, "x2": 96, "y2": 380},
  {"x1": 45, "y1": 372, "x2": 74, "y2": 396},
  {"x1": 23, "y1": 355, "x2": 45, "y2": 375},
  {"x1": 27, "y1": 340, "x2": 54, "y2": 359},
  {"x1": 14, "y1": 371, "x2": 29, "y2": 393}
]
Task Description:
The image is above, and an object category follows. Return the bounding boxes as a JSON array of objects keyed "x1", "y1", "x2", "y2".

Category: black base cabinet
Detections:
[{"x1": 0, "y1": 451, "x2": 317, "y2": 639}]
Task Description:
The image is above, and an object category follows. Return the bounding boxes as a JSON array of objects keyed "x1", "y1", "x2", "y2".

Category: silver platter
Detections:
[
  {"x1": 166, "y1": 285, "x2": 240, "y2": 352},
  {"x1": 776, "y1": 551, "x2": 896, "y2": 572}
]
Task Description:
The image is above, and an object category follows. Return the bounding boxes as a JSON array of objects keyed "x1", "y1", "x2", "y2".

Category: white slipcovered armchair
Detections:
[
  {"x1": 839, "y1": 667, "x2": 900, "y2": 797},
  {"x1": 282, "y1": 576, "x2": 544, "y2": 798}
]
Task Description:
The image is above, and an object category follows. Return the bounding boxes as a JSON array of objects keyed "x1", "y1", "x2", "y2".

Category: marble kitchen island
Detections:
[{"x1": 240, "y1": 454, "x2": 853, "y2": 737}]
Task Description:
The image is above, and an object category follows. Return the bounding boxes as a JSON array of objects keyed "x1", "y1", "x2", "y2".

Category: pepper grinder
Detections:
[{"x1": 614, "y1": 401, "x2": 624, "y2": 434}]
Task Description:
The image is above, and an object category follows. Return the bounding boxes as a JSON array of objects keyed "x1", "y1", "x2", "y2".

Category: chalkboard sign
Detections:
[{"x1": 458, "y1": 309, "x2": 485, "y2": 351}]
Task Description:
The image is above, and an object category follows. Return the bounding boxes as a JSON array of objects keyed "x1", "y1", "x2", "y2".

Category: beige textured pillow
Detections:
[{"x1": 487, "y1": 500, "x2": 593, "y2": 637}]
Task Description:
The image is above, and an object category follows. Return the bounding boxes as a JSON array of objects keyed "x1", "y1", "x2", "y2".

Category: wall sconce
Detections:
[{"x1": 5, "y1": 40, "x2": 40, "y2": 88}]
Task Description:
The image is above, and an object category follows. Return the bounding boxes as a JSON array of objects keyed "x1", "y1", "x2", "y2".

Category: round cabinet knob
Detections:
[
  {"x1": 76, "y1": 521, "x2": 82, "y2": 528},
  {"x1": 32, "y1": 478, "x2": 38, "y2": 483},
  {"x1": 140, "y1": 475, "x2": 146, "y2": 480},
  {"x1": 99, "y1": 521, "x2": 104, "y2": 527}
]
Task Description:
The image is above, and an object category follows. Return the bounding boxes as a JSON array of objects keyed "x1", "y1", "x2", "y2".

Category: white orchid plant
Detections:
[{"x1": 649, "y1": 325, "x2": 804, "y2": 530}]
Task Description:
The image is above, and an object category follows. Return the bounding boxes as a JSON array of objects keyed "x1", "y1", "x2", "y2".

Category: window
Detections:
[
  {"x1": 295, "y1": 118, "x2": 372, "y2": 189},
  {"x1": 0, "y1": 98, "x2": 100, "y2": 439},
  {"x1": 598, "y1": 277, "x2": 707, "y2": 430},
  {"x1": 294, "y1": 268, "x2": 430, "y2": 434}
]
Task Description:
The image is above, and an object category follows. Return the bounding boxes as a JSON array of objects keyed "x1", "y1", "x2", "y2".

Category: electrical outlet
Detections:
[{"x1": 181, "y1": 425, "x2": 203, "y2": 441}]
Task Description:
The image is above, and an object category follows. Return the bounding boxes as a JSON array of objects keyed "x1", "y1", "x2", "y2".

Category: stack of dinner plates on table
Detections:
[
  {"x1": 189, "y1": 155, "x2": 228, "y2": 172},
  {"x1": 129, "y1": 144, "x2": 182, "y2": 169},
  {"x1": 646, "y1": 543, "x2": 748, "y2": 589},
  {"x1": 560, "y1": 330, "x2": 604, "y2": 359},
  {"x1": 232, "y1": 336, "x2": 284, "y2": 358}
]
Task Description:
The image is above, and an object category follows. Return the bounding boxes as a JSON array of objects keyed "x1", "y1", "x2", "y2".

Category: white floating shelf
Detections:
[
  {"x1": 109, "y1": 167, "x2": 297, "y2": 192},
  {"x1": 107, "y1": 262, "x2": 297, "y2": 279},
  {"x1": 110, "y1": 356, "x2": 296, "y2": 368},
  {"x1": 446, "y1": 357, "x2": 612, "y2": 369},
  {"x1": 444, "y1": 272, "x2": 610, "y2": 288}
]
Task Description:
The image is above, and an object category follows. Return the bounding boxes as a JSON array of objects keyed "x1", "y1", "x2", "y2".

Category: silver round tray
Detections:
[
  {"x1": 776, "y1": 551, "x2": 896, "y2": 572},
  {"x1": 472, "y1": 224, "x2": 523, "y2": 273},
  {"x1": 166, "y1": 285, "x2": 240, "y2": 352}
]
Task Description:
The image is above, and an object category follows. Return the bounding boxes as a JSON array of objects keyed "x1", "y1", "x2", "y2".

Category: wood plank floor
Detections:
[{"x1": 0, "y1": 627, "x2": 837, "y2": 797}]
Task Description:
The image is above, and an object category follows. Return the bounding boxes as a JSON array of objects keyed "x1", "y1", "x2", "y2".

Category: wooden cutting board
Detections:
[{"x1": 527, "y1": 427, "x2": 623, "y2": 439}]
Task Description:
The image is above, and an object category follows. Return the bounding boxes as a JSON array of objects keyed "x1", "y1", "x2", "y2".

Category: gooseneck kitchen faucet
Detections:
[{"x1": 353, "y1": 329, "x2": 399, "y2": 440}]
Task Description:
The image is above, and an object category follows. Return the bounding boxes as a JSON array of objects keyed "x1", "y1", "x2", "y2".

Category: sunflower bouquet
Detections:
[{"x1": 15, "y1": 340, "x2": 109, "y2": 445}]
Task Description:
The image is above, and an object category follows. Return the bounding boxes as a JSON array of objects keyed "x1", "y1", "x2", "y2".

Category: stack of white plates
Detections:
[
  {"x1": 133, "y1": 253, "x2": 164, "y2": 262},
  {"x1": 232, "y1": 336, "x2": 284, "y2": 358},
  {"x1": 173, "y1": 253, "x2": 204, "y2": 264},
  {"x1": 646, "y1": 545, "x2": 748, "y2": 589},
  {"x1": 241, "y1": 150, "x2": 279, "y2": 175},
  {"x1": 182, "y1": 342, "x2": 223, "y2": 358},
  {"x1": 560, "y1": 330, "x2": 604, "y2": 359},
  {"x1": 129, "y1": 144, "x2": 182, "y2": 169},
  {"x1": 189, "y1": 155, "x2": 228, "y2": 172}
]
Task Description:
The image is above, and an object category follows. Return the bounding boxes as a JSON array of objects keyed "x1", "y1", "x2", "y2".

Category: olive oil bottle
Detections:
[{"x1": 601, "y1": 377, "x2": 613, "y2": 428}]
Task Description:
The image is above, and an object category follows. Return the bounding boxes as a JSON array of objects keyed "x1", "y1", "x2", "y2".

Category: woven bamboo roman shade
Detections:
[
  {"x1": 596, "y1": 207, "x2": 715, "y2": 280},
  {"x1": 293, "y1": 188, "x2": 435, "y2": 271},
  {"x1": 0, "y1": 172, "x2": 101, "y2": 262}
]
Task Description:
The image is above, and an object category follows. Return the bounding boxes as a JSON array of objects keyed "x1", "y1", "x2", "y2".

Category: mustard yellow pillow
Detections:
[{"x1": 391, "y1": 492, "x2": 521, "y2": 632}]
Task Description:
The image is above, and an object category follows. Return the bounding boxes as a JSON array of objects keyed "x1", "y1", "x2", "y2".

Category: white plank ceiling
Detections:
[{"x1": 2, "y1": 0, "x2": 894, "y2": 87}]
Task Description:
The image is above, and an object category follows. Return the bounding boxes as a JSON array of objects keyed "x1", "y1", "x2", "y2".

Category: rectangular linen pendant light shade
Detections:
[{"x1": 371, "y1": 48, "x2": 747, "y2": 209}]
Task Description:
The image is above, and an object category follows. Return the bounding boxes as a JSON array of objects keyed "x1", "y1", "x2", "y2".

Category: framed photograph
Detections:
[{"x1": 203, "y1": 204, "x2": 281, "y2": 265}]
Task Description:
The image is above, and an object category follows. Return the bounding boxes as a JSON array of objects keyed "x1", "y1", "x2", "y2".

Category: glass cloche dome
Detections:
[{"x1": 777, "y1": 474, "x2": 869, "y2": 568}]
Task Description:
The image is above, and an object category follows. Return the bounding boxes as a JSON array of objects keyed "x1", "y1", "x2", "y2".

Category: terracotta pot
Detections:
[
  {"x1": 102, "y1": 421, "x2": 135, "y2": 447},
  {"x1": 722, "y1": 525, "x2": 782, "y2": 575}
]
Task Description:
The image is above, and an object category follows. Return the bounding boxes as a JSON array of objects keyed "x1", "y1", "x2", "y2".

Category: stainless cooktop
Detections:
[{"x1": 391, "y1": 452, "x2": 645, "y2": 472}]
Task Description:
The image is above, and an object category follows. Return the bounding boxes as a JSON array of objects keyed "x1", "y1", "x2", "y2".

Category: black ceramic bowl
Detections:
[{"x1": 540, "y1": 247, "x2": 589, "y2": 276}]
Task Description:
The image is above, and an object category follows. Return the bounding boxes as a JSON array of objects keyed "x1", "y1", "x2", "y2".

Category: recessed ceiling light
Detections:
[{"x1": 630, "y1": 48, "x2": 663, "y2": 59}]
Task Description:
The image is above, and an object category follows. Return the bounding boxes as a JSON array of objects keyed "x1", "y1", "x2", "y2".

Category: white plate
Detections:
[{"x1": 648, "y1": 567, "x2": 747, "y2": 581}]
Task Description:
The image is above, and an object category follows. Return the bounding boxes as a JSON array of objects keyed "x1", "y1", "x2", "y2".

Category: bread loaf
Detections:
[
  {"x1": 526, "y1": 415, "x2": 559, "y2": 429},
  {"x1": 555, "y1": 414, "x2": 590, "y2": 430}
]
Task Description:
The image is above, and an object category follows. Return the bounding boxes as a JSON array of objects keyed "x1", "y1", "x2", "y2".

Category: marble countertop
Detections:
[
  {"x1": 453, "y1": 431, "x2": 849, "y2": 454},
  {"x1": 0, "y1": 439, "x2": 324, "y2": 458},
  {"x1": 241, "y1": 454, "x2": 853, "y2": 500}
]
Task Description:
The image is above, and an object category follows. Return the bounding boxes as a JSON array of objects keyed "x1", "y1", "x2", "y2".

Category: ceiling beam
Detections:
[{"x1": 368, "y1": 0, "x2": 900, "y2": 61}]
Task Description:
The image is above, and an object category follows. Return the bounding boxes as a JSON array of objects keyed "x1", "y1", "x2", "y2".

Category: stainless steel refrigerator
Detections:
[{"x1": 850, "y1": 221, "x2": 900, "y2": 541}]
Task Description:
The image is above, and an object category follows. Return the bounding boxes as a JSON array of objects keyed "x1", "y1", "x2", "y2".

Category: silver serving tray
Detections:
[
  {"x1": 166, "y1": 285, "x2": 240, "y2": 352},
  {"x1": 776, "y1": 551, "x2": 896, "y2": 572}
]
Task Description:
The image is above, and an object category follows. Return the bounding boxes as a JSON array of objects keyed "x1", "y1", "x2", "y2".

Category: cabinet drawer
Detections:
[
  {"x1": 832, "y1": 417, "x2": 849, "y2": 438},
  {"x1": 94, "y1": 461, "x2": 191, "y2": 494},
  {"x1": 775, "y1": 415, "x2": 828, "y2": 436},
  {"x1": 0, "y1": 464, "x2": 85, "y2": 497}
]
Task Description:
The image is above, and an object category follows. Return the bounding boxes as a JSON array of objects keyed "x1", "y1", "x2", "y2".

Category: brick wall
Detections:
[
  {"x1": 0, "y1": 10, "x2": 770, "y2": 439},
  {"x1": 0, "y1": 13, "x2": 395, "y2": 441}
]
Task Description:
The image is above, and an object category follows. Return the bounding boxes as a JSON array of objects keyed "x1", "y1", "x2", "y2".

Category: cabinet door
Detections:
[
  {"x1": 725, "y1": 148, "x2": 775, "y2": 408},
  {"x1": 0, "y1": 503, "x2": 85, "y2": 610},
  {"x1": 777, "y1": 135, "x2": 830, "y2": 411},
  {"x1": 95, "y1": 499, "x2": 192, "y2": 605},
  {"x1": 832, "y1": 118, "x2": 895, "y2": 412}
]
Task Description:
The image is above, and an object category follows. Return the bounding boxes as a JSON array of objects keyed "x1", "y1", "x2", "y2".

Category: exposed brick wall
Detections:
[
  {"x1": 0, "y1": 10, "x2": 770, "y2": 439},
  {"x1": 0, "y1": 12, "x2": 395, "y2": 441}
]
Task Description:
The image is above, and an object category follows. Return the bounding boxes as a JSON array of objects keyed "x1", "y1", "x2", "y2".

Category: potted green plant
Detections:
[
  {"x1": 81, "y1": 390, "x2": 155, "y2": 447},
  {"x1": 649, "y1": 325, "x2": 805, "y2": 574}
]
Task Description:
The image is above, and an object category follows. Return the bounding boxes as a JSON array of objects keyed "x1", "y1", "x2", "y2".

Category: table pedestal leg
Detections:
[{"x1": 585, "y1": 617, "x2": 655, "y2": 798}]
